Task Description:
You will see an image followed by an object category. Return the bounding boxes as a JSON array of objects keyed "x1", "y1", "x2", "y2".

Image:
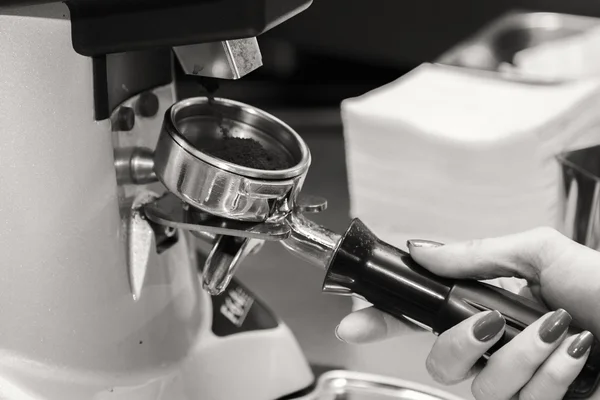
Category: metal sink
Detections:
[
  {"x1": 437, "y1": 11, "x2": 600, "y2": 83},
  {"x1": 296, "y1": 371, "x2": 468, "y2": 400}
]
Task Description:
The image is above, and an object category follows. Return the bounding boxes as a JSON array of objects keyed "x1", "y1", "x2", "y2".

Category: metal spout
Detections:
[
  {"x1": 280, "y1": 213, "x2": 340, "y2": 271},
  {"x1": 202, "y1": 236, "x2": 264, "y2": 295},
  {"x1": 173, "y1": 38, "x2": 263, "y2": 79}
]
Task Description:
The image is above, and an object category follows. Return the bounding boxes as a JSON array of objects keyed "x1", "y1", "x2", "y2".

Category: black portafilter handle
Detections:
[{"x1": 323, "y1": 219, "x2": 600, "y2": 399}]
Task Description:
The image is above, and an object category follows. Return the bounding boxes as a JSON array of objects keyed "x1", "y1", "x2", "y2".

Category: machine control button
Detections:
[
  {"x1": 112, "y1": 106, "x2": 135, "y2": 132},
  {"x1": 135, "y1": 92, "x2": 160, "y2": 118}
]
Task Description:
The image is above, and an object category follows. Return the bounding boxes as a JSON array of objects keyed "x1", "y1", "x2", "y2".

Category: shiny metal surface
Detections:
[
  {"x1": 167, "y1": 97, "x2": 310, "y2": 179},
  {"x1": 282, "y1": 213, "x2": 339, "y2": 270},
  {"x1": 174, "y1": 38, "x2": 263, "y2": 80},
  {"x1": 145, "y1": 188, "x2": 336, "y2": 295},
  {"x1": 151, "y1": 97, "x2": 342, "y2": 294},
  {"x1": 559, "y1": 145, "x2": 600, "y2": 250},
  {"x1": 127, "y1": 190, "x2": 161, "y2": 301},
  {"x1": 438, "y1": 11, "x2": 600, "y2": 83},
  {"x1": 114, "y1": 147, "x2": 157, "y2": 185},
  {"x1": 300, "y1": 371, "x2": 467, "y2": 400},
  {"x1": 202, "y1": 236, "x2": 264, "y2": 295},
  {"x1": 144, "y1": 193, "x2": 292, "y2": 240},
  {"x1": 145, "y1": 193, "x2": 340, "y2": 294},
  {"x1": 154, "y1": 97, "x2": 310, "y2": 222},
  {"x1": 296, "y1": 193, "x2": 328, "y2": 213}
]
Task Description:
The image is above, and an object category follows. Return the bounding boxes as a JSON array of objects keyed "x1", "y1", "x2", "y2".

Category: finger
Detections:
[
  {"x1": 426, "y1": 311, "x2": 505, "y2": 385},
  {"x1": 335, "y1": 307, "x2": 422, "y2": 344},
  {"x1": 471, "y1": 309, "x2": 572, "y2": 400},
  {"x1": 519, "y1": 331, "x2": 594, "y2": 400},
  {"x1": 407, "y1": 227, "x2": 578, "y2": 281}
]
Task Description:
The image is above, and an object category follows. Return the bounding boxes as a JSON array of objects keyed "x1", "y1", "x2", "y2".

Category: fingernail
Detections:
[
  {"x1": 539, "y1": 309, "x2": 572, "y2": 343},
  {"x1": 568, "y1": 331, "x2": 594, "y2": 359},
  {"x1": 335, "y1": 325, "x2": 346, "y2": 343},
  {"x1": 407, "y1": 240, "x2": 444, "y2": 249},
  {"x1": 473, "y1": 310, "x2": 505, "y2": 342}
]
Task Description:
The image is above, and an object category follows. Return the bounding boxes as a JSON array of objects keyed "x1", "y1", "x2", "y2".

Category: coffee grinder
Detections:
[{"x1": 0, "y1": 1, "x2": 314, "y2": 399}]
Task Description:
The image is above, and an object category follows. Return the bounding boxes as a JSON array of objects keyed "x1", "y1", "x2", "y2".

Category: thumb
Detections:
[{"x1": 407, "y1": 227, "x2": 578, "y2": 283}]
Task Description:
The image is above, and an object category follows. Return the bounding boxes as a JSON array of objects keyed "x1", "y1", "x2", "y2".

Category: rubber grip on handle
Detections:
[{"x1": 323, "y1": 219, "x2": 600, "y2": 399}]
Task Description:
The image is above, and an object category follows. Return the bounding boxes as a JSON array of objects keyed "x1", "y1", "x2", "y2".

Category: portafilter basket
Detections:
[
  {"x1": 144, "y1": 98, "x2": 600, "y2": 398},
  {"x1": 148, "y1": 97, "x2": 334, "y2": 295},
  {"x1": 154, "y1": 97, "x2": 311, "y2": 222}
]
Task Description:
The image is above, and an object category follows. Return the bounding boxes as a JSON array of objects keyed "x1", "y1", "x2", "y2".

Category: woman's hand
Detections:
[{"x1": 335, "y1": 227, "x2": 600, "y2": 400}]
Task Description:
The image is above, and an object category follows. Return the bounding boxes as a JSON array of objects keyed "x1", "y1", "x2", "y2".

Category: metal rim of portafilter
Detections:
[
  {"x1": 137, "y1": 97, "x2": 600, "y2": 397},
  {"x1": 147, "y1": 96, "x2": 341, "y2": 296}
]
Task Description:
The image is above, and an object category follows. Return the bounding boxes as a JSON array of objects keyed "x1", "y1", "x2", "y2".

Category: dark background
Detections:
[
  {"x1": 270, "y1": 0, "x2": 600, "y2": 67},
  {"x1": 188, "y1": 0, "x2": 600, "y2": 110}
]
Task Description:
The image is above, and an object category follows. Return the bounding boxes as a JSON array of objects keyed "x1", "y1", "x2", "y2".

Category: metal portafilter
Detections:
[{"x1": 139, "y1": 97, "x2": 599, "y2": 399}]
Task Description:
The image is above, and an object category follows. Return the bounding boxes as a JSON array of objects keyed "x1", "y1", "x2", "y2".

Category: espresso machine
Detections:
[{"x1": 2, "y1": 1, "x2": 600, "y2": 400}]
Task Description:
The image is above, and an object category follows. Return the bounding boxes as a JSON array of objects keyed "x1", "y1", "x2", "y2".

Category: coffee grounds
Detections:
[
  {"x1": 194, "y1": 78, "x2": 292, "y2": 170},
  {"x1": 202, "y1": 137, "x2": 294, "y2": 170}
]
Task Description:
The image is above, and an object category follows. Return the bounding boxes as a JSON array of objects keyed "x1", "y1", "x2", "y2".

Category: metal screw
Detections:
[
  {"x1": 135, "y1": 92, "x2": 160, "y2": 118},
  {"x1": 111, "y1": 107, "x2": 135, "y2": 132}
]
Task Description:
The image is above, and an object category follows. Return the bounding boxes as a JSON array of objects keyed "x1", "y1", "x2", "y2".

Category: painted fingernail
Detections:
[
  {"x1": 473, "y1": 310, "x2": 506, "y2": 342},
  {"x1": 539, "y1": 309, "x2": 572, "y2": 344},
  {"x1": 407, "y1": 240, "x2": 444, "y2": 249},
  {"x1": 335, "y1": 325, "x2": 346, "y2": 343},
  {"x1": 568, "y1": 331, "x2": 594, "y2": 359}
]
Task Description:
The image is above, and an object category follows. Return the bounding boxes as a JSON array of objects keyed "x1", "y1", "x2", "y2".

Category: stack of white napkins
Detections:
[{"x1": 342, "y1": 63, "x2": 600, "y2": 274}]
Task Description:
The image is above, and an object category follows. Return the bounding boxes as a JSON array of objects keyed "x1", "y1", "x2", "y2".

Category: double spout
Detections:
[
  {"x1": 199, "y1": 203, "x2": 342, "y2": 295},
  {"x1": 140, "y1": 190, "x2": 340, "y2": 296}
]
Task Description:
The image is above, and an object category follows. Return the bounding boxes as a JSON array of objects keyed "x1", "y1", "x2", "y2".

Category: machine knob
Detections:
[
  {"x1": 135, "y1": 92, "x2": 160, "y2": 118},
  {"x1": 111, "y1": 106, "x2": 135, "y2": 132}
]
